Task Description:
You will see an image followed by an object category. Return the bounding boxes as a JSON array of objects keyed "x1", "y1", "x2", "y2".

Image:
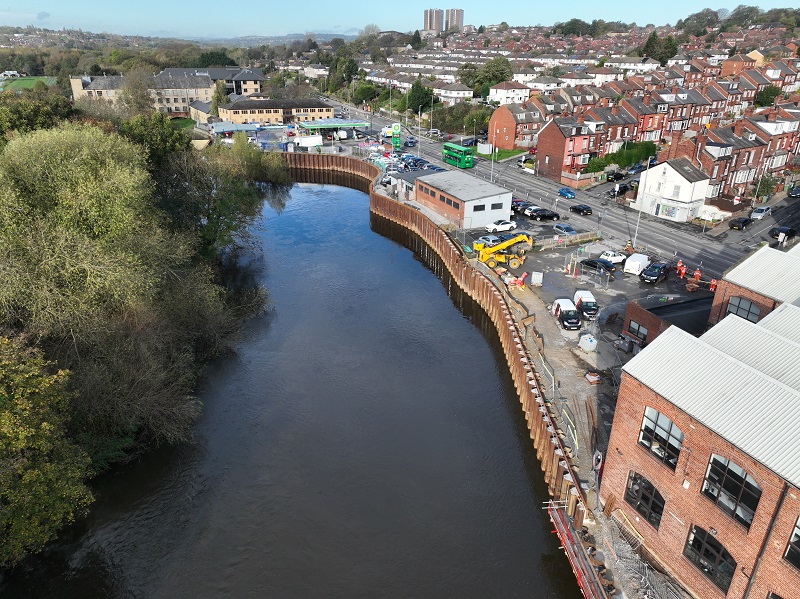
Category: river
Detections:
[{"x1": 1, "y1": 183, "x2": 580, "y2": 598}]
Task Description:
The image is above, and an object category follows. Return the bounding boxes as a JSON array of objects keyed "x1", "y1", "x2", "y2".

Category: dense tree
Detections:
[
  {"x1": 119, "y1": 65, "x2": 155, "y2": 116},
  {"x1": 640, "y1": 32, "x2": 678, "y2": 66},
  {"x1": 676, "y1": 8, "x2": 721, "y2": 36},
  {"x1": 475, "y1": 57, "x2": 513, "y2": 87},
  {"x1": 209, "y1": 80, "x2": 228, "y2": 117},
  {"x1": 755, "y1": 85, "x2": 781, "y2": 107},
  {"x1": 353, "y1": 82, "x2": 377, "y2": 104},
  {"x1": 195, "y1": 50, "x2": 234, "y2": 67},
  {"x1": 119, "y1": 112, "x2": 190, "y2": 169},
  {"x1": 405, "y1": 78, "x2": 434, "y2": 114},
  {"x1": 0, "y1": 90, "x2": 73, "y2": 143},
  {"x1": 0, "y1": 336, "x2": 93, "y2": 566},
  {"x1": 456, "y1": 62, "x2": 479, "y2": 88},
  {"x1": 411, "y1": 30, "x2": 423, "y2": 50},
  {"x1": 341, "y1": 58, "x2": 358, "y2": 83}
]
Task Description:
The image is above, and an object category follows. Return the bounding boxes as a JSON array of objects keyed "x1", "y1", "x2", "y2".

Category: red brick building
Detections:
[
  {"x1": 536, "y1": 115, "x2": 602, "y2": 186},
  {"x1": 487, "y1": 102, "x2": 545, "y2": 151},
  {"x1": 600, "y1": 244, "x2": 800, "y2": 599}
]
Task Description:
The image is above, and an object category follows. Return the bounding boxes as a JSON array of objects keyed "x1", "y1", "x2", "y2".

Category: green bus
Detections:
[{"x1": 442, "y1": 142, "x2": 474, "y2": 169}]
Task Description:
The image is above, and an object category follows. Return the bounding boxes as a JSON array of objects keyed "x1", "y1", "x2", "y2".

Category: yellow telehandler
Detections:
[{"x1": 476, "y1": 234, "x2": 533, "y2": 269}]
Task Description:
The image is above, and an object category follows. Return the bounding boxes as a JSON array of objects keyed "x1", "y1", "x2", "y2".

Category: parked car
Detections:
[
  {"x1": 529, "y1": 208, "x2": 560, "y2": 221},
  {"x1": 462, "y1": 138, "x2": 477, "y2": 146},
  {"x1": 476, "y1": 235, "x2": 502, "y2": 247},
  {"x1": 729, "y1": 217, "x2": 753, "y2": 231},
  {"x1": 428, "y1": 129, "x2": 441, "y2": 136},
  {"x1": 788, "y1": 186, "x2": 800, "y2": 198},
  {"x1": 486, "y1": 219, "x2": 517, "y2": 233},
  {"x1": 607, "y1": 183, "x2": 630, "y2": 197},
  {"x1": 380, "y1": 176, "x2": 392, "y2": 186},
  {"x1": 558, "y1": 188, "x2": 576, "y2": 199},
  {"x1": 598, "y1": 250, "x2": 627, "y2": 264},
  {"x1": 497, "y1": 232, "x2": 520, "y2": 242},
  {"x1": 581, "y1": 258, "x2": 616, "y2": 276},
  {"x1": 554, "y1": 223, "x2": 578, "y2": 236},
  {"x1": 607, "y1": 172, "x2": 626, "y2": 182},
  {"x1": 627, "y1": 163, "x2": 646, "y2": 175},
  {"x1": 403, "y1": 140, "x2": 417, "y2": 147},
  {"x1": 768, "y1": 226, "x2": 797, "y2": 240},
  {"x1": 523, "y1": 205, "x2": 544, "y2": 217},
  {"x1": 569, "y1": 204, "x2": 593, "y2": 215},
  {"x1": 552, "y1": 298, "x2": 582, "y2": 330},
  {"x1": 751, "y1": 206, "x2": 772, "y2": 220},
  {"x1": 639, "y1": 262, "x2": 670, "y2": 284}
]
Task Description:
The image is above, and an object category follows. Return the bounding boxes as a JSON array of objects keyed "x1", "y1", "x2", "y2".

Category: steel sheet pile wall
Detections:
[{"x1": 286, "y1": 153, "x2": 586, "y2": 524}]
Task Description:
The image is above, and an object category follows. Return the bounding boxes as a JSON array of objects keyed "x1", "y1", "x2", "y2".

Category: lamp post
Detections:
[
  {"x1": 490, "y1": 128, "x2": 497, "y2": 182},
  {"x1": 418, "y1": 105, "x2": 422, "y2": 157}
]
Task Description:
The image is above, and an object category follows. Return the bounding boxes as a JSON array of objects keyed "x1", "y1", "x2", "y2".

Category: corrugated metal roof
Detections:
[
  {"x1": 701, "y1": 315, "x2": 800, "y2": 388},
  {"x1": 418, "y1": 171, "x2": 510, "y2": 203},
  {"x1": 756, "y1": 303, "x2": 800, "y2": 342},
  {"x1": 723, "y1": 245, "x2": 800, "y2": 304},
  {"x1": 622, "y1": 326, "x2": 800, "y2": 488}
]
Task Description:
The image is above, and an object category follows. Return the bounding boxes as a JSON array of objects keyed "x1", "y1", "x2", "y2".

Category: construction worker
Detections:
[
  {"x1": 693, "y1": 268, "x2": 701, "y2": 282},
  {"x1": 676, "y1": 259, "x2": 683, "y2": 272},
  {"x1": 678, "y1": 264, "x2": 686, "y2": 279},
  {"x1": 710, "y1": 278, "x2": 717, "y2": 292}
]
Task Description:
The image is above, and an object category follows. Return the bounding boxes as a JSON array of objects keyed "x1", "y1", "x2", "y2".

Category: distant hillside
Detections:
[{"x1": 187, "y1": 32, "x2": 359, "y2": 47}]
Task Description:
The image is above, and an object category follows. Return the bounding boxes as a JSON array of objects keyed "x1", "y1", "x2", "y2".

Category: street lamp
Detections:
[{"x1": 418, "y1": 105, "x2": 422, "y2": 157}]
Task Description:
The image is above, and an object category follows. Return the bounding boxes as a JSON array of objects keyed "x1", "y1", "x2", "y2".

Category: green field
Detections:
[
  {"x1": 475, "y1": 148, "x2": 526, "y2": 161},
  {"x1": 0, "y1": 76, "x2": 57, "y2": 91},
  {"x1": 170, "y1": 117, "x2": 195, "y2": 131}
]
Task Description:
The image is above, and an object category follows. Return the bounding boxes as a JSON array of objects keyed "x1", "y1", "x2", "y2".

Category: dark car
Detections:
[
  {"x1": 729, "y1": 217, "x2": 753, "y2": 231},
  {"x1": 640, "y1": 262, "x2": 670, "y2": 284},
  {"x1": 513, "y1": 202, "x2": 533, "y2": 214},
  {"x1": 570, "y1": 204, "x2": 593, "y2": 216},
  {"x1": 769, "y1": 226, "x2": 797, "y2": 240},
  {"x1": 581, "y1": 258, "x2": 616, "y2": 276},
  {"x1": 462, "y1": 138, "x2": 477, "y2": 146},
  {"x1": 607, "y1": 183, "x2": 630, "y2": 197},
  {"x1": 529, "y1": 208, "x2": 560, "y2": 221},
  {"x1": 607, "y1": 172, "x2": 626, "y2": 182},
  {"x1": 403, "y1": 140, "x2": 417, "y2": 147},
  {"x1": 627, "y1": 163, "x2": 646, "y2": 175},
  {"x1": 788, "y1": 186, "x2": 800, "y2": 198}
]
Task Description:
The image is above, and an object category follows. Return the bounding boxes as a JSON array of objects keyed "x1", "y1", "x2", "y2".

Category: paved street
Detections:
[{"x1": 332, "y1": 98, "x2": 799, "y2": 279}]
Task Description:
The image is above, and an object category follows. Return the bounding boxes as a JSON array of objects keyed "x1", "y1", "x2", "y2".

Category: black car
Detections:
[
  {"x1": 607, "y1": 172, "x2": 626, "y2": 182},
  {"x1": 462, "y1": 138, "x2": 478, "y2": 146},
  {"x1": 512, "y1": 202, "x2": 533, "y2": 214},
  {"x1": 729, "y1": 217, "x2": 753, "y2": 231},
  {"x1": 403, "y1": 140, "x2": 417, "y2": 147},
  {"x1": 581, "y1": 258, "x2": 616, "y2": 276},
  {"x1": 529, "y1": 208, "x2": 560, "y2": 221},
  {"x1": 639, "y1": 262, "x2": 670, "y2": 284},
  {"x1": 606, "y1": 183, "x2": 630, "y2": 197},
  {"x1": 570, "y1": 204, "x2": 593, "y2": 216},
  {"x1": 769, "y1": 226, "x2": 797, "y2": 240},
  {"x1": 788, "y1": 186, "x2": 800, "y2": 198}
]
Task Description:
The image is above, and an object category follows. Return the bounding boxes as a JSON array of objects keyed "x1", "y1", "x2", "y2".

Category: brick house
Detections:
[
  {"x1": 720, "y1": 55, "x2": 757, "y2": 77},
  {"x1": 414, "y1": 171, "x2": 512, "y2": 229},
  {"x1": 218, "y1": 98, "x2": 334, "y2": 125},
  {"x1": 600, "y1": 296, "x2": 800, "y2": 599},
  {"x1": 535, "y1": 115, "x2": 603, "y2": 187},
  {"x1": 707, "y1": 244, "x2": 800, "y2": 327},
  {"x1": 486, "y1": 102, "x2": 544, "y2": 150}
]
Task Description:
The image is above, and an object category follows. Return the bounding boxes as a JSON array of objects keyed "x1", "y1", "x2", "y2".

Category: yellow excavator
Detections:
[{"x1": 476, "y1": 234, "x2": 533, "y2": 269}]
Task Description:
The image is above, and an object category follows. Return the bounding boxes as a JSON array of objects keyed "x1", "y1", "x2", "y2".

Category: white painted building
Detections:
[
  {"x1": 632, "y1": 158, "x2": 710, "y2": 223},
  {"x1": 488, "y1": 81, "x2": 530, "y2": 106}
]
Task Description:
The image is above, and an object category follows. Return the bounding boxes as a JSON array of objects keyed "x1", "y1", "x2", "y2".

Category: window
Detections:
[
  {"x1": 768, "y1": 593, "x2": 785, "y2": 599},
  {"x1": 701, "y1": 454, "x2": 762, "y2": 529},
  {"x1": 491, "y1": 203, "x2": 503, "y2": 210},
  {"x1": 473, "y1": 205, "x2": 486, "y2": 212},
  {"x1": 624, "y1": 471, "x2": 665, "y2": 529},
  {"x1": 638, "y1": 407, "x2": 683, "y2": 470},
  {"x1": 628, "y1": 320, "x2": 648, "y2": 341},
  {"x1": 683, "y1": 525, "x2": 737, "y2": 593},
  {"x1": 785, "y1": 516, "x2": 800, "y2": 570},
  {"x1": 726, "y1": 297, "x2": 760, "y2": 323},
  {"x1": 452, "y1": 202, "x2": 459, "y2": 209},
  {"x1": 440, "y1": 194, "x2": 446, "y2": 202}
]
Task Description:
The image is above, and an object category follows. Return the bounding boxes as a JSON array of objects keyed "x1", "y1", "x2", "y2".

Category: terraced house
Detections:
[{"x1": 217, "y1": 98, "x2": 333, "y2": 125}]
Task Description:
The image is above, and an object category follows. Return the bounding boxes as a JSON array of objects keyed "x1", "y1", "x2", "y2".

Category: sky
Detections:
[{"x1": 0, "y1": 1, "x2": 793, "y2": 40}]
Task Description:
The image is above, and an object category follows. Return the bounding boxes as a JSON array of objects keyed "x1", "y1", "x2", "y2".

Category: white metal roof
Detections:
[
  {"x1": 723, "y1": 245, "x2": 800, "y2": 305},
  {"x1": 622, "y1": 325, "x2": 800, "y2": 488},
  {"x1": 700, "y1": 315, "x2": 800, "y2": 389},
  {"x1": 757, "y1": 303, "x2": 800, "y2": 343}
]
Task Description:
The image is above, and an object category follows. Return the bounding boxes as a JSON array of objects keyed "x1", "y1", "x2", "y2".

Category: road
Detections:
[{"x1": 329, "y1": 98, "x2": 798, "y2": 279}]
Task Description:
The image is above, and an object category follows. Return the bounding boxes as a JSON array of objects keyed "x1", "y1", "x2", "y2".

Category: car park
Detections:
[
  {"x1": 486, "y1": 219, "x2": 517, "y2": 233},
  {"x1": 728, "y1": 217, "x2": 753, "y2": 230},
  {"x1": 569, "y1": 204, "x2": 593, "y2": 216},
  {"x1": 607, "y1": 172, "x2": 626, "y2": 182},
  {"x1": 554, "y1": 223, "x2": 578, "y2": 236},
  {"x1": 598, "y1": 250, "x2": 627, "y2": 264},
  {"x1": 788, "y1": 186, "x2": 800, "y2": 198},
  {"x1": 558, "y1": 188, "x2": 576, "y2": 199},
  {"x1": 769, "y1": 226, "x2": 797, "y2": 240},
  {"x1": 580, "y1": 258, "x2": 616, "y2": 276},
  {"x1": 639, "y1": 262, "x2": 670, "y2": 284},
  {"x1": 476, "y1": 235, "x2": 502, "y2": 247},
  {"x1": 751, "y1": 206, "x2": 772, "y2": 220},
  {"x1": 528, "y1": 208, "x2": 560, "y2": 221}
]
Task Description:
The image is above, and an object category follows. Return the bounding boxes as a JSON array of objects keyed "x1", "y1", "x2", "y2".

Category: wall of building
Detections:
[
  {"x1": 601, "y1": 375, "x2": 796, "y2": 599},
  {"x1": 621, "y1": 301, "x2": 673, "y2": 346},
  {"x1": 488, "y1": 107, "x2": 518, "y2": 151},
  {"x1": 707, "y1": 279, "x2": 779, "y2": 326},
  {"x1": 535, "y1": 124, "x2": 565, "y2": 182}
]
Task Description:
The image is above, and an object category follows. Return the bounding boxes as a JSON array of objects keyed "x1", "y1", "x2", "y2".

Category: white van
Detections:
[
  {"x1": 552, "y1": 299, "x2": 582, "y2": 330},
  {"x1": 573, "y1": 290, "x2": 599, "y2": 320},
  {"x1": 623, "y1": 253, "x2": 651, "y2": 276}
]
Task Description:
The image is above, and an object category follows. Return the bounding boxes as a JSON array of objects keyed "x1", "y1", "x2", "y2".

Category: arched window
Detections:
[
  {"x1": 701, "y1": 454, "x2": 762, "y2": 529},
  {"x1": 725, "y1": 296, "x2": 761, "y2": 322},
  {"x1": 683, "y1": 525, "x2": 737, "y2": 593},
  {"x1": 638, "y1": 407, "x2": 684, "y2": 470},
  {"x1": 624, "y1": 471, "x2": 665, "y2": 529}
]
